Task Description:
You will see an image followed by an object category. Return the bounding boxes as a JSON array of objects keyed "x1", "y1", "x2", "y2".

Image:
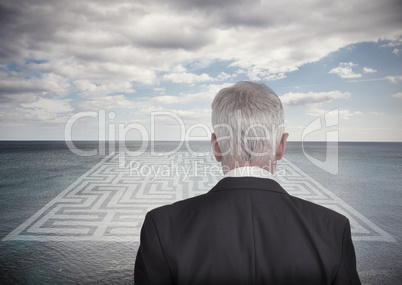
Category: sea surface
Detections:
[{"x1": 0, "y1": 141, "x2": 401, "y2": 284}]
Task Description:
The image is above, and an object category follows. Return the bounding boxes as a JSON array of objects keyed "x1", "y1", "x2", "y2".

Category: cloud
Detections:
[
  {"x1": 153, "y1": 87, "x2": 166, "y2": 94},
  {"x1": 73, "y1": 79, "x2": 134, "y2": 97},
  {"x1": 380, "y1": 38, "x2": 402, "y2": 48},
  {"x1": 216, "y1": 72, "x2": 233, "y2": 81},
  {"x1": 1, "y1": 0, "x2": 401, "y2": 86},
  {"x1": 306, "y1": 107, "x2": 363, "y2": 120},
  {"x1": 370, "y1": 111, "x2": 384, "y2": 115},
  {"x1": 338, "y1": 110, "x2": 363, "y2": 120},
  {"x1": 19, "y1": 97, "x2": 73, "y2": 122},
  {"x1": 245, "y1": 66, "x2": 286, "y2": 81},
  {"x1": 1, "y1": 0, "x2": 402, "y2": 140},
  {"x1": 329, "y1": 62, "x2": 362, "y2": 78},
  {"x1": 22, "y1": 97, "x2": 72, "y2": 113},
  {"x1": 280, "y1": 91, "x2": 351, "y2": 106},
  {"x1": 132, "y1": 13, "x2": 214, "y2": 50},
  {"x1": 153, "y1": 108, "x2": 211, "y2": 123},
  {"x1": 380, "y1": 37, "x2": 402, "y2": 56},
  {"x1": 0, "y1": 71, "x2": 70, "y2": 95},
  {"x1": 162, "y1": 71, "x2": 235, "y2": 84},
  {"x1": 387, "y1": 76, "x2": 402, "y2": 83},
  {"x1": 76, "y1": 95, "x2": 140, "y2": 111},
  {"x1": 163, "y1": 72, "x2": 214, "y2": 84},
  {"x1": 26, "y1": 56, "x2": 158, "y2": 84},
  {"x1": 152, "y1": 95, "x2": 182, "y2": 105},
  {"x1": 363, "y1": 67, "x2": 377, "y2": 73},
  {"x1": 0, "y1": 70, "x2": 72, "y2": 108},
  {"x1": 392, "y1": 92, "x2": 402, "y2": 98},
  {"x1": 152, "y1": 82, "x2": 233, "y2": 104},
  {"x1": 265, "y1": 73, "x2": 286, "y2": 81}
]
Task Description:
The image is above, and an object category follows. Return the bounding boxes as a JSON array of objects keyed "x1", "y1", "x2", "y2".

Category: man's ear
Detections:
[
  {"x1": 275, "y1": 133, "x2": 289, "y2": 161},
  {"x1": 211, "y1": 133, "x2": 222, "y2": 162}
]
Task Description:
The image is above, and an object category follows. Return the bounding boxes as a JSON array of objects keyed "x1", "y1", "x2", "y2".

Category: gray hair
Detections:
[{"x1": 211, "y1": 81, "x2": 285, "y2": 167}]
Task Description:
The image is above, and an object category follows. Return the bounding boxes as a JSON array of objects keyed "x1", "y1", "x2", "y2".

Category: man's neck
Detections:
[
  {"x1": 224, "y1": 165, "x2": 274, "y2": 179},
  {"x1": 221, "y1": 161, "x2": 276, "y2": 175}
]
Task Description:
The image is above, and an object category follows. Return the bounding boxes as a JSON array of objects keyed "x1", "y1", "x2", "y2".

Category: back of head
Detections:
[{"x1": 211, "y1": 81, "x2": 284, "y2": 168}]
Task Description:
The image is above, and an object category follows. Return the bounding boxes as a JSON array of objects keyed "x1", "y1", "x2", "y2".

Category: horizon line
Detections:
[{"x1": 0, "y1": 140, "x2": 401, "y2": 143}]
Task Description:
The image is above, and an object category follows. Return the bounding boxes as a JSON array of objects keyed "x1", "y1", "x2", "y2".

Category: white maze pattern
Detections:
[{"x1": 3, "y1": 152, "x2": 395, "y2": 242}]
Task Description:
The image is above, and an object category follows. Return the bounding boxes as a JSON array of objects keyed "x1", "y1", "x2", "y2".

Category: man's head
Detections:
[{"x1": 211, "y1": 81, "x2": 288, "y2": 173}]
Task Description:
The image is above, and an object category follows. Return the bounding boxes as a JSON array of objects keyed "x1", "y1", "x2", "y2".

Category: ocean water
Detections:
[{"x1": 0, "y1": 141, "x2": 401, "y2": 284}]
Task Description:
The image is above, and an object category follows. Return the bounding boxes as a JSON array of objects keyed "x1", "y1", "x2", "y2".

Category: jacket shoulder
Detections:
[{"x1": 291, "y1": 194, "x2": 347, "y2": 219}]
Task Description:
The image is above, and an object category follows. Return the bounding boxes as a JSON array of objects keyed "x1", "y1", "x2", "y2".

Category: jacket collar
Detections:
[{"x1": 209, "y1": 176, "x2": 288, "y2": 195}]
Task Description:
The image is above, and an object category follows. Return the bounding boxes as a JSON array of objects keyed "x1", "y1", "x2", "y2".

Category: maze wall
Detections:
[{"x1": 3, "y1": 152, "x2": 395, "y2": 242}]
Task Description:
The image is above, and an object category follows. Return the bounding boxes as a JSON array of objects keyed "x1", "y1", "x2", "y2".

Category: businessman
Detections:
[{"x1": 134, "y1": 81, "x2": 361, "y2": 284}]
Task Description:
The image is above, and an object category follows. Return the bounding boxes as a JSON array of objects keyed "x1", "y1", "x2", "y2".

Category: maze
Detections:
[{"x1": 3, "y1": 152, "x2": 395, "y2": 242}]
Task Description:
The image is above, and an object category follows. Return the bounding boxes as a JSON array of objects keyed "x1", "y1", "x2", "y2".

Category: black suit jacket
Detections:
[{"x1": 134, "y1": 177, "x2": 361, "y2": 285}]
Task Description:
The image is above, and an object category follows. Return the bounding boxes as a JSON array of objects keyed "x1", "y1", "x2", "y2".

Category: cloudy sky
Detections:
[{"x1": 1, "y1": 0, "x2": 401, "y2": 141}]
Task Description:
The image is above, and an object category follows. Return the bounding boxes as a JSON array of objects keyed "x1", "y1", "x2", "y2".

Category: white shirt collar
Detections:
[{"x1": 224, "y1": 166, "x2": 274, "y2": 179}]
